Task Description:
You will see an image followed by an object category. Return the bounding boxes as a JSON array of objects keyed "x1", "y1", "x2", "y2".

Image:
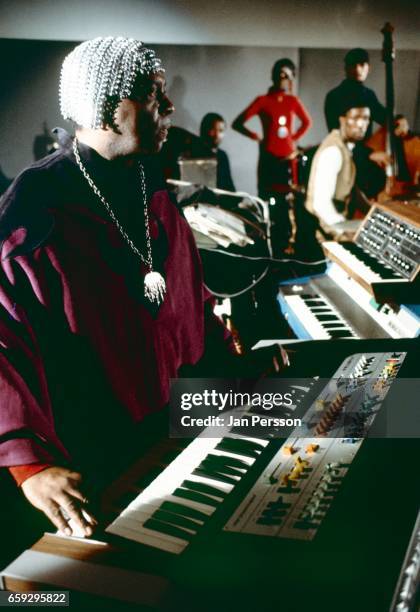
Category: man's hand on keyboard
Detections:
[{"x1": 21, "y1": 466, "x2": 97, "y2": 537}]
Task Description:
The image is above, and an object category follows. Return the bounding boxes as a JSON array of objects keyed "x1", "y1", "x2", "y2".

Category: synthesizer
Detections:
[
  {"x1": 225, "y1": 352, "x2": 405, "y2": 540},
  {"x1": 107, "y1": 352, "x2": 405, "y2": 548},
  {"x1": 323, "y1": 201, "x2": 420, "y2": 304},
  {"x1": 278, "y1": 201, "x2": 420, "y2": 341},
  {"x1": 278, "y1": 266, "x2": 420, "y2": 340},
  {"x1": 2, "y1": 338, "x2": 419, "y2": 612}
]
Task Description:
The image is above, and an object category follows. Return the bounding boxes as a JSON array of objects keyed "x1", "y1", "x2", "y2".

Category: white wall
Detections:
[
  {"x1": 0, "y1": 1, "x2": 418, "y2": 193},
  {"x1": 156, "y1": 44, "x2": 298, "y2": 194},
  {"x1": 1, "y1": 39, "x2": 418, "y2": 194},
  {"x1": 299, "y1": 48, "x2": 420, "y2": 148},
  {"x1": 1, "y1": 0, "x2": 419, "y2": 49}
]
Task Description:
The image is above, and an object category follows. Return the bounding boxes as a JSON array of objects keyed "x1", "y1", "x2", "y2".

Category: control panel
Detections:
[
  {"x1": 224, "y1": 351, "x2": 406, "y2": 541},
  {"x1": 356, "y1": 208, "x2": 420, "y2": 280}
]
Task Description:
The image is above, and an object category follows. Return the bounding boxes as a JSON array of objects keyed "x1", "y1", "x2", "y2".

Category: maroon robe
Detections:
[{"x1": 0, "y1": 137, "x2": 231, "y2": 472}]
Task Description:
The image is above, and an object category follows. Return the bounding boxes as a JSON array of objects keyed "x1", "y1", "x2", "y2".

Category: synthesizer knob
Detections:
[
  {"x1": 326, "y1": 462, "x2": 341, "y2": 470},
  {"x1": 329, "y1": 404, "x2": 341, "y2": 416},
  {"x1": 319, "y1": 416, "x2": 333, "y2": 430},
  {"x1": 282, "y1": 445, "x2": 296, "y2": 456},
  {"x1": 305, "y1": 443, "x2": 319, "y2": 454},
  {"x1": 294, "y1": 457, "x2": 309, "y2": 467}
]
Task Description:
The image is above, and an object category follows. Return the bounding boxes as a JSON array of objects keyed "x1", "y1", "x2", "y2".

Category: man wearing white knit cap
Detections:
[{"x1": 0, "y1": 37, "x2": 287, "y2": 550}]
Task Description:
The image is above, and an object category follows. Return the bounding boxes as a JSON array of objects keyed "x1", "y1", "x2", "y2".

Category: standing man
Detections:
[
  {"x1": 232, "y1": 59, "x2": 312, "y2": 251},
  {"x1": 324, "y1": 48, "x2": 385, "y2": 138},
  {"x1": 306, "y1": 99, "x2": 371, "y2": 231},
  {"x1": 0, "y1": 37, "x2": 287, "y2": 548}
]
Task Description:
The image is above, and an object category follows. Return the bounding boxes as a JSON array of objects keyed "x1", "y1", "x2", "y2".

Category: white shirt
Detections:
[{"x1": 312, "y1": 143, "x2": 355, "y2": 226}]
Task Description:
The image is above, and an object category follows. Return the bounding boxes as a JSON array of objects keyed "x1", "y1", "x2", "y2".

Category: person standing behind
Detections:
[
  {"x1": 232, "y1": 59, "x2": 312, "y2": 250},
  {"x1": 324, "y1": 48, "x2": 385, "y2": 138}
]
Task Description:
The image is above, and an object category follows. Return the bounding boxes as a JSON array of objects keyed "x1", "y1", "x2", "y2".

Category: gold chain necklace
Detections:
[{"x1": 73, "y1": 138, "x2": 166, "y2": 305}]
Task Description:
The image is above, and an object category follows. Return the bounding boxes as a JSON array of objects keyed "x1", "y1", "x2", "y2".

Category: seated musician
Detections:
[
  {"x1": 0, "y1": 37, "x2": 287, "y2": 552},
  {"x1": 199, "y1": 112, "x2": 236, "y2": 192},
  {"x1": 160, "y1": 114, "x2": 236, "y2": 191},
  {"x1": 305, "y1": 98, "x2": 371, "y2": 231}
]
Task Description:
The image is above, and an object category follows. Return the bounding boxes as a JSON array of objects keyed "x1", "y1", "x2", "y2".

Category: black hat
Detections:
[
  {"x1": 337, "y1": 93, "x2": 370, "y2": 117},
  {"x1": 344, "y1": 48, "x2": 370, "y2": 66},
  {"x1": 271, "y1": 58, "x2": 296, "y2": 83}
]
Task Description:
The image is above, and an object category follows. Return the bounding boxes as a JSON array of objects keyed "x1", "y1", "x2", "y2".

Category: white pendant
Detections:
[{"x1": 144, "y1": 271, "x2": 166, "y2": 305}]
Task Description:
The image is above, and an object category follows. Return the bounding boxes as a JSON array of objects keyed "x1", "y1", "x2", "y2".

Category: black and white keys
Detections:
[
  {"x1": 106, "y1": 435, "x2": 269, "y2": 554},
  {"x1": 323, "y1": 241, "x2": 407, "y2": 284},
  {"x1": 281, "y1": 292, "x2": 359, "y2": 340}
]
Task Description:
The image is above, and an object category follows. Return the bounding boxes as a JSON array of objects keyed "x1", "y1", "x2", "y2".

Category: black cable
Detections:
[
  {"x1": 203, "y1": 265, "x2": 269, "y2": 298},
  {"x1": 199, "y1": 246, "x2": 327, "y2": 266}
]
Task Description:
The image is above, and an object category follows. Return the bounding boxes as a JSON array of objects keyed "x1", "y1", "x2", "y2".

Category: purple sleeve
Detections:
[{"x1": 0, "y1": 230, "x2": 69, "y2": 467}]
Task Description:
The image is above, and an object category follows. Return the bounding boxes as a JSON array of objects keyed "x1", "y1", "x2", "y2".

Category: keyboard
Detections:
[
  {"x1": 278, "y1": 288, "x2": 359, "y2": 340},
  {"x1": 323, "y1": 241, "x2": 406, "y2": 283},
  {"x1": 278, "y1": 268, "x2": 420, "y2": 340},
  {"x1": 106, "y1": 434, "x2": 269, "y2": 553},
  {"x1": 2, "y1": 339, "x2": 419, "y2": 612},
  {"x1": 322, "y1": 203, "x2": 420, "y2": 303}
]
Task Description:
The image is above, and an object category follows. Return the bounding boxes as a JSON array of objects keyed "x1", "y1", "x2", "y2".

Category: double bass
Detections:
[{"x1": 366, "y1": 23, "x2": 420, "y2": 202}]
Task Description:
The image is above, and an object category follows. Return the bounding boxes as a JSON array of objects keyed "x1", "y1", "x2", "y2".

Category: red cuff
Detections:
[{"x1": 9, "y1": 463, "x2": 52, "y2": 486}]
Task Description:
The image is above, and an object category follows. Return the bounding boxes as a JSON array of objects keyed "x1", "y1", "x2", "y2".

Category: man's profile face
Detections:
[
  {"x1": 113, "y1": 72, "x2": 174, "y2": 155},
  {"x1": 346, "y1": 62, "x2": 369, "y2": 82},
  {"x1": 206, "y1": 120, "x2": 225, "y2": 149},
  {"x1": 340, "y1": 107, "x2": 370, "y2": 141}
]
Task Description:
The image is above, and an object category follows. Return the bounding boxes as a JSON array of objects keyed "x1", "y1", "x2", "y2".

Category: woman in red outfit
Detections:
[{"x1": 232, "y1": 59, "x2": 312, "y2": 250}]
